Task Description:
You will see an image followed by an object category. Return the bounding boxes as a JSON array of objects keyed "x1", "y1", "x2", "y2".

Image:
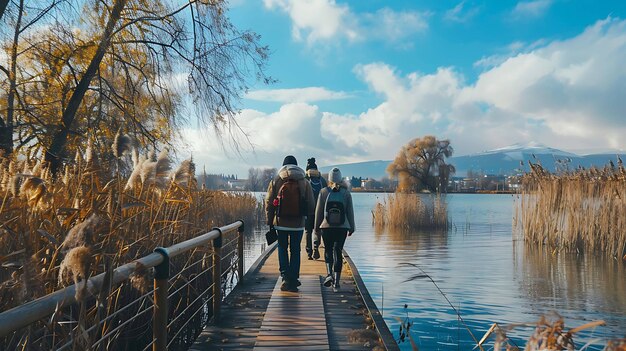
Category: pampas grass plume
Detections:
[
  {"x1": 173, "y1": 158, "x2": 196, "y2": 184},
  {"x1": 20, "y1": 177, "x2": 48, "y2": 209},
  {"x1": 62, "y1": 214, "x2": 100, "y2": 250},
  {"x1": 58, "y1": 246, "x2": 93, "y2": 300},
  {"x1": 129, "y1": 262, "x2": 153, "y2": 293},
  {"x1": 113, "y1": 130, "x2": 132, "y2": 158},
  {"x1": 140, "y1": 161, "x2": 157, "y2": 186},
  {"x1": 125, "y1": 154, "x2": 146, "y2": 190},
  {"x1": 156, "y1": 149, "x2": 171, "y2": 177}
]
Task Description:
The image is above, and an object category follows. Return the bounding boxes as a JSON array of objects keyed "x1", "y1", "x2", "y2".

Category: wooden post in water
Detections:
[
  {"x1": 153, "y1": 247, "x2": 169, "y2": 351},
  {"x1": 237, "y1": 220, "x2": 245, "y2": 284},
  {"x1": 212, "y1": 228, "x2": 223, "y2": 322}
]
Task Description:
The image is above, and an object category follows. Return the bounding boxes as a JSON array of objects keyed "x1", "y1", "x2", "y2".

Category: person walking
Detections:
[
  {"x1": 265, "y1": 155, "x2": 315, "y2": 292},
  {"x1": 314, "y1": 167, "x2": 355, "y2": 292},
  {"x1": 304, "y1": 157, "x2": 327, "y2": 260}
]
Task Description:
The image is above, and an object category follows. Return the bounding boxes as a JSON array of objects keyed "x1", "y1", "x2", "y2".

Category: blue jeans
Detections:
[{"x1": 277, "y1": 230, "x2": 303, "y2": 282}]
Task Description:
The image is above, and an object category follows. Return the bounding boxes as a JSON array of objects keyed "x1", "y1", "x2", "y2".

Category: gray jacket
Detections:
[{"x1": 314, "y1": 185, "x2": 355, "y2": 233}]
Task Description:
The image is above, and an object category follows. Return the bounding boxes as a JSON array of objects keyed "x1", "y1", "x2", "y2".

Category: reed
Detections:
[
  {"x1": 0, "y1": 149, "x2": 256, "y2": 349},
  {"x1": 514, "y1": 158, "x2": 626, "y2": 257},
  {"x1": 372, "y1": 193, "x2": 449, "y2": 231}
]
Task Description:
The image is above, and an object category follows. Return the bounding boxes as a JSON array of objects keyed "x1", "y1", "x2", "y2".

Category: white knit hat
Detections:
[{"x1": 328, "y1": 167, "x2": 342, "y2": 184}]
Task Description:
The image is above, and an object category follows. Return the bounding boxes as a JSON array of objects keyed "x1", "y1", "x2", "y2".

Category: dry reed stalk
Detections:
[
  {"x1": 515, "y1": 159, "x2": 626, "y2": 257},
  {"x1": 0, "y1": 150, "x2": 257, "y2": 349},
  {"x1": 372, "y1": 194, "x2": 449, "y2": 231}
]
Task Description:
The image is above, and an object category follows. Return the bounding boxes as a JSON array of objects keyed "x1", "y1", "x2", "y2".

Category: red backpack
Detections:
[{"x1": 276, "y1": 179, "x2": 304, "y2": 218}]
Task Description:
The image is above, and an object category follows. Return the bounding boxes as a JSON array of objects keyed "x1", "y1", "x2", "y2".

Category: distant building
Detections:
[{"x1": 227, "y1": 179, "x2": 248, "y2": 190}]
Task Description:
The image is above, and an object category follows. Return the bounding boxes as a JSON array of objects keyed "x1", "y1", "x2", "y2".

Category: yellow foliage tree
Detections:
[{"x1": 387, "y1": 136, "x2": 456, "y2": 193}]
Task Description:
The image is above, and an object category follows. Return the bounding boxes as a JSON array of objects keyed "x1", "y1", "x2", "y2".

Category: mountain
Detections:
[{"x1": 321, "y1": 142, "x2": 625, "y2": 179}]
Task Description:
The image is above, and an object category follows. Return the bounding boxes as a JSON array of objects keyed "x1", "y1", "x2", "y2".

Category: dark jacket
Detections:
[
  {"x1": 314, "y1": 184, "x2": 355, "y2": 233},
  {"x1": 265, "y1": 165, "x2": 315, "y2": 229}
]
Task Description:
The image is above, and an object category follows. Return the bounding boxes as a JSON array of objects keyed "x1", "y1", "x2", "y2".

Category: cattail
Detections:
[
  {"x1": 62, "y1": 214, "x2": 100, "y2": 250},
  {"x1": 112, "y1": 130, "x2": 132, "y2": 158},
  {"x1": 58, "y1": 246, "x2": 92, "y2": 300}
]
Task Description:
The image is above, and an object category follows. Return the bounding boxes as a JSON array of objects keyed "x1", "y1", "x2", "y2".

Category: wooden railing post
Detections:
[
  {"x1": 212, "y1": 228, "x2": 223, "y2": 322},
  {"x1": 153, "y1": 247, "x2": 169, "y2": 351},
  {"x1": 237, "y1": 220, "x2": 245, "y2": 284}
]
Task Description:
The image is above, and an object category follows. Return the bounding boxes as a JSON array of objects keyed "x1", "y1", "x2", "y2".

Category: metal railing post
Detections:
[
  {"x1": 153, "y1": 247, "x2": 169, "y2": 351},
  {"x1": 237, "y1": 220, "x2": 245, "y2": 284},
  {"x1": 212, "y1": 227, "x2": 223, "y2": 322}
]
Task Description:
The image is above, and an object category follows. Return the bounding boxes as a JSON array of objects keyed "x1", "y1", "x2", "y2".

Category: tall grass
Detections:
[
  {"x1": 372, "y1": 194, "x2": 449, "y2": 231},
  {"x1": 514, "y1": 159, "x2": 626, "y2": 257},
  {"x1": 0, "y1": 148, "x2": 256, "y2": 349}
]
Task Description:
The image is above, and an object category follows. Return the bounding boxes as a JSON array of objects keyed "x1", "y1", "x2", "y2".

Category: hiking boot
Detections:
[
  {"x1": 313, "y1": 248, "x2": 320, "y2": 260},
  {"x1": 332, "y1": 272, "x2": 341, "y2": 292},
  {"x1": 323, "y1": 274, "x2": 333, "y2": 287},
  {"x1": 280, "y1": 280, "x2": 290, "y2": 291},
  {"x1": 295, "y1": 279, "x2": 301, "y2": 287},
  {"x1": 288, "y1": 285, "x2": 299, "y2": 292},
  {"x1": 323, "y1": 263, "x2": 333, "y2": 287},
  {"x1": 307, "y1": 254, "x2": 313, "y2": 260}
]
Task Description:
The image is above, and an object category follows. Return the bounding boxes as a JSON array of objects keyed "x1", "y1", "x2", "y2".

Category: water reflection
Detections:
[
  {"x1": 243, "y1": 192, "x2": 626, "y2": 350},
  {"x1": 515, "y1": 244, "x2": 626, "y2": 325},
  {"x1": 374, "y1": 225, "x2": 449, "y2": 252}
]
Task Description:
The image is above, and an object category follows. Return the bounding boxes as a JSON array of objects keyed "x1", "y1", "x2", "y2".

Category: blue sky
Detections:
[{"x1": 184, "y1": 0, "x2": 626, "y2": 176}]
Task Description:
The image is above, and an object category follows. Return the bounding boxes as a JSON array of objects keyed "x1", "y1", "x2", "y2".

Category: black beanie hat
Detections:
[
  {"x1": 306, "y1": 157, "x2": 318, "y2": 170},
  {"x1": 282, "y1": 155, "x2": 297, "y2": 166}
]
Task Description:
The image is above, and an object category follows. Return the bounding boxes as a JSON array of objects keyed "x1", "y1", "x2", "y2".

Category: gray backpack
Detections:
[{"x1": 324, "y1": 188, "x2": 346, "y2": 226}]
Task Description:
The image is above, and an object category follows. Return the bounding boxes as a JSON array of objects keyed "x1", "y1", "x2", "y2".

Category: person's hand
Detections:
[{"x1": 348, "y1": 231, "x2": 353, "y2": 236}]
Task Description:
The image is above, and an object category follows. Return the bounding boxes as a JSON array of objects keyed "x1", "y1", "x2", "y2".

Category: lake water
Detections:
[{"x1": 244, "y1": 193, "x2": 626, "y2": 350}]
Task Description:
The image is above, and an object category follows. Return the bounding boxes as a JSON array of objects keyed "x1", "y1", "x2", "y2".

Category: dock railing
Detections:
[{"x1": 0, "y1": 220, "x2": 246, "y2": 351}]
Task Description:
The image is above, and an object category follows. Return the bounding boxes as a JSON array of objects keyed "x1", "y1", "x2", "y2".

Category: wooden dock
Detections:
[{"x1": 191, "y1": 240, "x2": 397, "y2": 351}]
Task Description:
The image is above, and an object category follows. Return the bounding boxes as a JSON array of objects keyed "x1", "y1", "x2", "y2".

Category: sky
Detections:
[{"x1": 182, "y1": 0, "x2": 626, "y2": 177}]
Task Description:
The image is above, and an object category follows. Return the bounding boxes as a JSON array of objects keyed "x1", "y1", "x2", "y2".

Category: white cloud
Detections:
[
  {"x1": 363, "y1": 8, "x2": 429, "y2": 43},
  {"x1": 512, "y1": 0, "x2": 553, "y2": 18},
  {"x1": 263, "y1": 1, "x2": 428, "y2": 45},
  {"x1": 245, "y1": 87, "x2": 351, "y2": 103},
  {"x1": 323, "y1": 17, "x2": 626, "y2": 159},
  {"x1": 190, "y1": 18, "x2": 626, "y2": 174},
  {"x1": 263, "y1": 0, "x2": 358, "y2": 44},
  {"x1": 444, "y1": 1, "x2": 480, "y2": 23}
]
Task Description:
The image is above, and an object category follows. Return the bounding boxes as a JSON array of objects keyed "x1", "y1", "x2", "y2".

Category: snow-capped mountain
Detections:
[{"x1": 320, "y1": 143, "x2": 625, "y2": 179}]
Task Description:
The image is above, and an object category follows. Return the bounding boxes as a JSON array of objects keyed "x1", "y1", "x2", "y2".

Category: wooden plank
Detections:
[
  {"x1": 192, "y1": 237, "x2": 391, "y2": 351},
  {"x1": 253, "y1": 275, "x2": 329, "y2": 350}
]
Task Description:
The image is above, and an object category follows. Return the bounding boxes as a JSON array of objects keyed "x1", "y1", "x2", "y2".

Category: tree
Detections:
[
  {"x1": 386, "y1": 136, "x2": 456, "y2": 193},
  {"x1": 1, "y1": 0, "x2": 66, "y2": 156},
  {"x1": 246, "y1": 167, "x2": 262, "y2": 191},
  {"x1": 261, "y1": 168, "x2": 277, "y2": 189},
  {"x1": 0, "y1": 0, "x2": 8, "y2": 21},
  {"x1": 349, "y1": 176, "x2": 362, "y2": 188},
  {"x1": 1, "y1": 0, "x2": 270, "y2": 173}
]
